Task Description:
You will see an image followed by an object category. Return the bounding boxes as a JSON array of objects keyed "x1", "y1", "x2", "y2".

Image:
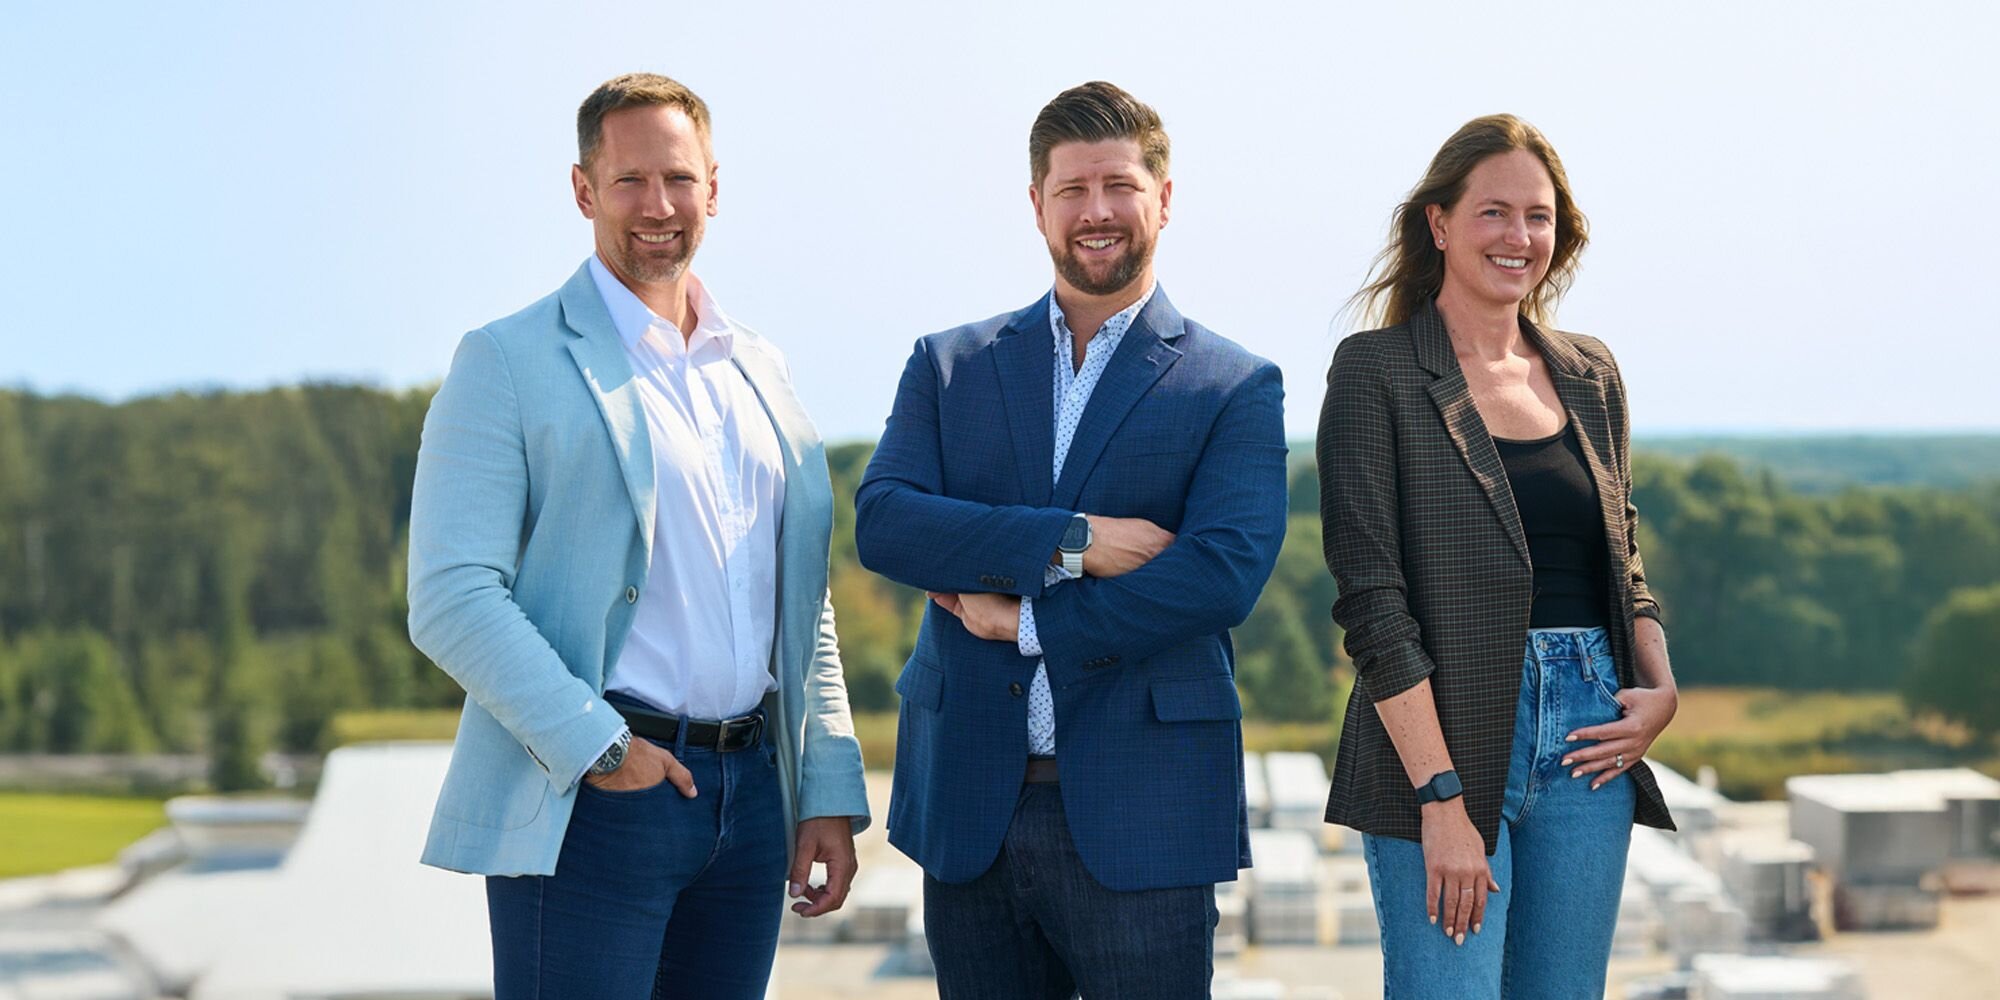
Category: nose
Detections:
[
  {"x1": 642, "y1": 178, "x2": 675, "y2": 220},
  {"x1": 1505, "y1": 214, "x2": 1530, "y2": 248},
  {"x1": 1079, "y1": 188, "x2": 1115, "y2": 226}
]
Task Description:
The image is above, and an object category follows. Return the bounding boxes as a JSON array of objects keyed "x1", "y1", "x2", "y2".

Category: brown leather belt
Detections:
[
  {"x1": 612, "y1": 699, "x2": 763, "y2": 753},
  {"x1": 1025, "y1": 755, "x2": 1060, "y2": 784}
]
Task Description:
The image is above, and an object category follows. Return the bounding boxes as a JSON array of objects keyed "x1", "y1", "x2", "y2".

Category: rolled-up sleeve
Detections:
[{"x1": 1316, "y1": 338, "x2": 1438, "y2": 701}]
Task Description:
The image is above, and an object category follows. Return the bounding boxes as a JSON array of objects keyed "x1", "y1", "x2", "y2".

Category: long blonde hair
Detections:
[{"x1": 1351, "y1": 114, "x2": 1589, "y2": 330}]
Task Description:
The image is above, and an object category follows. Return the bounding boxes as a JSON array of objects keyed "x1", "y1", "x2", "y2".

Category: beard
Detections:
[
  {"x1": 607, "y1": 223, "x2": 703, "y2": 284},
  {"x1": 1048, "y1": 226, "x2": 1154, "y2": 297}
]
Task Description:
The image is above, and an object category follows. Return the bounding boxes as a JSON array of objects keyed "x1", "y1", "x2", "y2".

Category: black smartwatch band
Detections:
[{"x1": 1414, "y1": 769, "x2": 1463, "y2": 805}]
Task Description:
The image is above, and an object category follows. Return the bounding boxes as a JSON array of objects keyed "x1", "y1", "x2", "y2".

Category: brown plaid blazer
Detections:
[{"x1": 1316, "y1": 299, "x2": 1674, "y2": 852}]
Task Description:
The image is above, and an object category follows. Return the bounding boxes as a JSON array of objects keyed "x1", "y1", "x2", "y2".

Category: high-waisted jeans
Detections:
[{"x1": 1363, "y1": 627, "x2": 1636, "y2": 999}]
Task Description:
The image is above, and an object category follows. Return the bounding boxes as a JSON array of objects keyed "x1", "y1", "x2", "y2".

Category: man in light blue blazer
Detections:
[
  {"x1": 855, "y1": 82, "x2": 1288, "y2": 998},
  {"x1": 407, "y1": 73, "x2": 869, "y2": 1000}
]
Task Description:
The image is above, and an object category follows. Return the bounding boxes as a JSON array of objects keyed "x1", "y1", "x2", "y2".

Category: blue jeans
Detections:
[
  {"x1": 1363, "y1": 627, "x2": 1636, "y2": 1000},
  {"x1": 485, "y1": 733, "x2": 788, "y2": 1000},
  {"x1": 923, "y1": 783, "x2": 1219, "y2": 999}
]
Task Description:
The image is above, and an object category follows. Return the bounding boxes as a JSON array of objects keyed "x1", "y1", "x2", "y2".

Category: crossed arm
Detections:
[{"x1": 854, "y1": 340, "x2": 1289, "y2": 679}]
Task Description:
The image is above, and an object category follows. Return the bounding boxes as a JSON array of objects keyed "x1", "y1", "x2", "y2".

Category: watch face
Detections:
[{"x1": 1061, "y1": 517, "x2": 1090, "y2": 551}]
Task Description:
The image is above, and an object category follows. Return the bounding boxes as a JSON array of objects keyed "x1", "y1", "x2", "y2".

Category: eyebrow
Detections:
[{"x1": 1479, "y1": 198, "x2": 1555, "y2": 212}]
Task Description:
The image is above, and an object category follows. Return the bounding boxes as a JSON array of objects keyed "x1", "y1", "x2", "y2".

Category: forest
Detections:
[{"x1": 2, "y1": 385, "x2": 1996, "y2": 787}]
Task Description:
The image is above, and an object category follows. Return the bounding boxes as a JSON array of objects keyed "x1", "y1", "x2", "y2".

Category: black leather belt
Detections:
[
  {"x1": 613, "y1": 700, "x2": 764, "y2": 752},
  {"x1": 1025, "y1": 755, "x2": 1059, "y2": 784}
]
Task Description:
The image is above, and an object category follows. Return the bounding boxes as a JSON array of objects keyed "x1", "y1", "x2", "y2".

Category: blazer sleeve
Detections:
[
  {"x1": 1601, "y1": 351, "x2": 1663, "y2": 625},
  {"x1": 1027, "y1": 362, "x2": 1290, "y2": 688},
  {"x1": 406, "y1": 329, "x2": 626, "y2": 792},
  {"x1": 1317, "y1": 337, "x2": 1439, "y2": 702},
  {"x1": 797, "y1": 589, "x2": 873, "y2": 831},
  {"x1": 854, "y1": 336, "x2": 1075, "y2": 596}
]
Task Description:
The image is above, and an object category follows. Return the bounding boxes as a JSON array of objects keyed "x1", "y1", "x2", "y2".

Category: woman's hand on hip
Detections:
[
  {"x1": 1564, "y1": 683, "x2": 1678, "y2": 790},
  {"x1": 1419, "y1": 798, "x2": 1500, "y2": 944}
]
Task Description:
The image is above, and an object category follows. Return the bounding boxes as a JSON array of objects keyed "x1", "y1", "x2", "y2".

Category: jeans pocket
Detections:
[{"x1": 579, "y1": 775, "x2": 673, "y2": 800}]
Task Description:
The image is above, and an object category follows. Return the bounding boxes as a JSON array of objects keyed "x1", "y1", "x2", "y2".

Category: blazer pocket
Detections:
[
  {"x1": 1151, "y1": 675, "x2": 1243, "y2": 722},
  {"x1": 895, "y1": 662, "x2": 945, "y2": 712}
]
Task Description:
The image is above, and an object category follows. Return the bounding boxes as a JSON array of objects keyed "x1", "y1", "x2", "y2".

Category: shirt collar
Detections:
[
  {"x1": 1047, "y1": 281, "x2": 1158, "y2": 346},
  {"x1": 586, "y1": 254, "x2": 735, "y2": 357}
]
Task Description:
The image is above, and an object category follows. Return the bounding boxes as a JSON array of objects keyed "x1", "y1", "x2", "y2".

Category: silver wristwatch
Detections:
[{"x1": 589, "y1": 726, "x2": 633, "y2": 777}]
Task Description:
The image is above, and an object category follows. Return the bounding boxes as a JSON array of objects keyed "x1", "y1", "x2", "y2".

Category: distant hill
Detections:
[{"x1": 1633, "y1": 435, "x2": 2000, "y2": 492}]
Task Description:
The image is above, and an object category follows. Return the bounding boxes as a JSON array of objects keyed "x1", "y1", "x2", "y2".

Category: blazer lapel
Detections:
[
  {"x1": 993, "y1": 297, "x2": 1057, "y2": 506},
  {"x1": 1527, "y1": 319, "x2": 1624, "y2": 609},
  {"x1": 558, "y1": 264, "x2": 657, "y2": 554},
  {"x1": 1051, "y1": 290, "x2": 1186, "y2": 511},
  {"x1": 1413, "y1": 302, "x2": 1531, "y2": 568},
  {"x1": 728, "y1": 338, "x2": 814, "y2": 520}
]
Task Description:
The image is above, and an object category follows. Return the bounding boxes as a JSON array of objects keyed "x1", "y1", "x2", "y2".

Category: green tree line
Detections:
[{"x1": 2, "y1": 386, "x2": 1996, "y2": 786}]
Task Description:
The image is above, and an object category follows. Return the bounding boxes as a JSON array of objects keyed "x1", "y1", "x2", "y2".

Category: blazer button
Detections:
[
  {"x1": 1010, "y1": 682, "x2": 1024, "y2": 697},
  {"x1": 625, "y1": 586, "x2": 638, "y2": 604}
]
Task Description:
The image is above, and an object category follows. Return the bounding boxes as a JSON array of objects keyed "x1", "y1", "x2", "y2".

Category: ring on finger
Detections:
[{"x1": 1615, "y1": 753, "x2": 1624, "y2": 768}]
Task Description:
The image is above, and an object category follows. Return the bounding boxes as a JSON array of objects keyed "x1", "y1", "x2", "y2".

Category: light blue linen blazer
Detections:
[{"x1": 409, "y1": 261, "x2": 870, "y2": 877}]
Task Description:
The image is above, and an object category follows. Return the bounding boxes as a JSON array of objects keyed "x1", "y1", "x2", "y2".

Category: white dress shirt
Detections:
[
  {"x1": 1016, "y1": 283, "x2": 1157, "y2": 755},
  {"x1": 587, "y1": 255, "x2": 785, "y2": 724}
]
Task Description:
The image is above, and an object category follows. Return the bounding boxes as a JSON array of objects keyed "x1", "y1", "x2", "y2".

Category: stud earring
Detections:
[{"x1": 1436, "y1": 239, "x2": 1446, "y2": 249}]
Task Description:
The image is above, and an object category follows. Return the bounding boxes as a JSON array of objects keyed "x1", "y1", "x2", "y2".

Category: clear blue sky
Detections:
[{"x1": 3, "y1": 1, "x2": 1994, "y2": 440}]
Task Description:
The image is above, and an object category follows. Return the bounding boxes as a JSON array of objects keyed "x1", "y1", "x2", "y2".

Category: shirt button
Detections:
[
  {"x1": 1009, "y1": 682, "x2": 1024, "y2": 697},
  {"x1": 625, "y1": 586, "x2": 639, "y2": 604}
]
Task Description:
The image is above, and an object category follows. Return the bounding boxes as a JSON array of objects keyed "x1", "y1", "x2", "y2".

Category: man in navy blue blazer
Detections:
[{"x1": 854, "y1": 82, "x2": 1289, "y2": 998}]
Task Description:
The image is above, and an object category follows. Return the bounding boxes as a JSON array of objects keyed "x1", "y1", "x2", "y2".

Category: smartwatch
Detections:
[
  {"x1": 1414, "y1": 769, "x2": 1463, "y2": 806},
  {"x1": 1058, "y1": 514, "x2": 1092, "y2": 576}
]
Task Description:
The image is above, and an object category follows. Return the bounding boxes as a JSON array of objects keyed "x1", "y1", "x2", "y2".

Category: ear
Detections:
[
  {"x1": 706, "y1": 161, "x2": 720, "y2": 217},
  {"x1": 1029, "y1": 182, "x2": 1047, "y2": 239},
  {"x1": 572, "y1": 164, "x2": 596, "y2": 220},
  {"x1": 1424, "y1": 203, "x2": 1446, "y2": 248},
  {"x1": 1158, "y1": 177, "x2": 1173, "y2": 229}
]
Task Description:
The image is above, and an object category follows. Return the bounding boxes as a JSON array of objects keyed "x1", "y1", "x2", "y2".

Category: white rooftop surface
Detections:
[
  {"x1": 1243, "y1": 752, "x2": 1270, "y2": 812},
  {"x1": 1263, "y1": 752, "x2": 1330, "y2": 806},
  {"x1": 96, "y1": 867, "x2": 279, "y2": 993},
  {"x1": 189, "y1": 742, "x2": 491, "y2": 1000},
  {"x1": 1648, "y1": 760, "x2": 1728, "y2": 813},
  {"x1": 1692, "y1": 953, "x2": 1861, "y2": 992},
  {"x1": 1889, "y1": 768, "x2": 2000, "y2": 800},
  {"x1": 1787, "y1": 773, "x2": 1952, "y2": 813},
  {"x1": 1628, "y1": 826, "x2": 1723, "y2": 895},
  {"x1": 1247, "y1": 829, "x2": 1320, "y2": 884}
]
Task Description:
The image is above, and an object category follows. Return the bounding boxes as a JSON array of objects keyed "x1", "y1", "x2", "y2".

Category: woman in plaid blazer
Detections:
[{"x1": 1317, "y1": 115, "x2": 1679, "y2": 998}]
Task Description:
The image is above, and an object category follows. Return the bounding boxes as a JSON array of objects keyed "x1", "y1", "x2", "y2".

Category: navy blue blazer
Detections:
[{"x1": 855, "y1": 288, "x2": 1289, "y2": 892}]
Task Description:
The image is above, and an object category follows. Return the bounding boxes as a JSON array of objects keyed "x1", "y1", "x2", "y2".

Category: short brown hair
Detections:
[
  {"x1": 1351, "y1": 114, "x2": 1589, "y2": 329},
  {"x1": 577, "y1": 72, "x2": 712, "y2": 171},
  {"x1": 1028, "y1": 81, "x2": 1170, "y2": 189}
]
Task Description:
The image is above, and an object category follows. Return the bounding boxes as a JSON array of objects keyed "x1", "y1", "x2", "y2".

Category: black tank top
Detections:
[{"x1": 1494, "y1": 424, "x2": 1609, "y2": 628}]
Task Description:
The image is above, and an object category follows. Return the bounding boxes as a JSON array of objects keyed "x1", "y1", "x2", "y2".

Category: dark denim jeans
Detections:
[
  {"x1": 1364, "y1": 627, "x2": 1636, "y2": 1000},
  {"x1": 485, "y1": 735, "x2": 787, "y2": 1000},
  {"x1": 923, "y1": 782, "x2": 1219, "y2": 1000}
]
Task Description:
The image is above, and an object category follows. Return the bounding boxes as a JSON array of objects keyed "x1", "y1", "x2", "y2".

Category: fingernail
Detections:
[
  {"x1": 1474, "y1": 922, "x2": 1482, "y2": 934},
  {"x1": 1572, "y1": 769, "x2": 1583, "y2": 779},
  {"x1": 1561, "y1": 758, "x2": 1573, "y2": 767},
  {"x1": 1455, "y1": 932, "x2": 1465, "y2": 946},
  {"x1": 1429, "y1": 914, "x2": 1437, "y2": 925},
  {"x1": 1566, "y1": 734, "x2": 1577, "y2": 742},
  {"x1": 789, "y1": 881, "x2": 802, "y2": 898}
]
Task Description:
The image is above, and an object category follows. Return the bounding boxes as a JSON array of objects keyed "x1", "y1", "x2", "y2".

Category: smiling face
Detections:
[
  {"x1": 1427, "y1": 148, "x2": 1558, "y2": 313},
  {"x1": 1030, "y1": 138, "x2": 1171, "y2": 298},
  {"x1": 571, "y1": 105, "x2": 717, "y2": 287}
]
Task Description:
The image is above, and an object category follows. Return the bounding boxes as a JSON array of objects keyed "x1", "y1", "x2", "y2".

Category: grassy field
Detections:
[
  {"x1": 326, "y1": 690, "x2": 1997, "y2": 803},
  {"x1": 0, "y1": 794, "x2": 166, "y2": 880}
]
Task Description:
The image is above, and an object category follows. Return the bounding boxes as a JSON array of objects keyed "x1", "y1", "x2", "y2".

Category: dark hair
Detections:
[
  {"x1": 1351, "y1": 114, "x2": 1590, "y2": 329},
  {"x1": 1027, "y1": 81, "x2": 1170, "y2": 188},
  {"x1": 576, "y1": 72, "x2": 712, "y2": 171}
]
